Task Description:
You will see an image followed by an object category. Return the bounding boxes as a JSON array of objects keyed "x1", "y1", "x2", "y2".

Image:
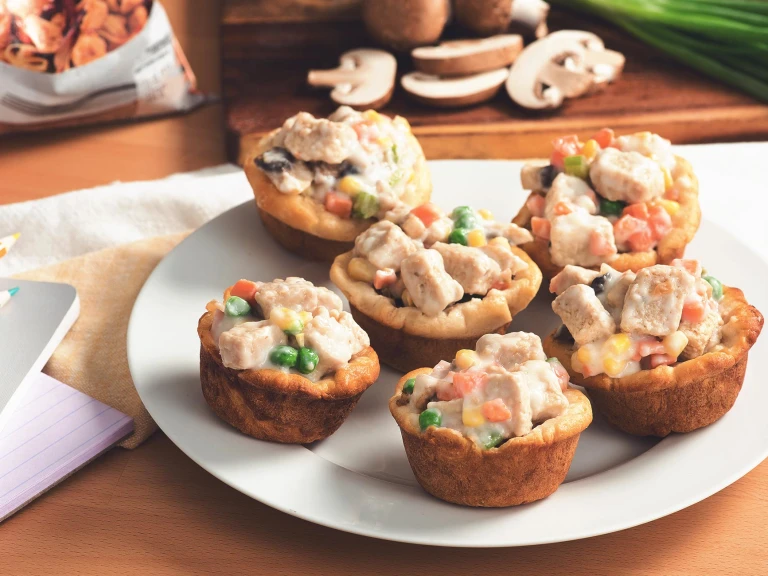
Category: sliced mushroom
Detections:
[
  {"x1": 454, "y1": 0, "x2": 549, "y2": 40},
  {"x1": 401, "y1": 68, "x2": 509, "y2": 108},
  {"x1": 307, "y1": 49, "x2": 397, "y2": 110},
  {"x1": 505, "y1": 30, "x2": 624, "y2": 109},
  {"x1": 362, "y1": 0, "x2": 451, "y2": 52},
  {"x1": 412, "y1": 34, "x2": 522, "y2": 77}
]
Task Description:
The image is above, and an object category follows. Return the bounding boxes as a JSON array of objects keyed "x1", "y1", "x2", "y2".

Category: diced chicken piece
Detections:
[
  {"x1": 552, "y1": 285, "x2": 616, "y2": 346},
  {"x1": 431, "y1": 360, "x2": 452, "y2": 379},
  {"x1": 210, "y1": 309, "x2": 252, "y2": 345},
  {"x1": 518, "y1": 360, "x2": 569, "y2": 422},
  {"x1": 254, "y1": 277, "x2": 342, "y2": 318},
  {"x1": 279, "y1": 112, "x2": 361, "y2": 164},
  {"x1": 550, "y1": 212, "x2": 617, "y2": 267},
  {"x1": 401, "y1": 213, "x2": 427, "y2": 240},
  {"x1": 327, "y1": 105, "x2": 362, "y2": 123},
  {"x1": 383, "y1": 201, "x2": 412, "y2": 226},
  {"x1": 616, "y1": 132, "x2": 675, "y2": 171},
  {"x1": 475, "y1": 332, "x2": 546, "y2": 369},
  {"x1": 303, "y1": 308, "x2": 369, "y2": 379},
  {"x1": 426, "y1": 398, "x2": 464, "y2": 431},
  {"x1": 597, "y1": 264, "x2": 636, "y2": 323},
  {"x1": 423, "y1": 216, "x2": 454, "y2": 247},
  {"x1": 480, "y1": 243, "x2": 528, "y2": 275},
  {"x1": 589, "y1": 148, "x2": 665, "y2": 204},
  {"x1": 549, "y1": 265, "x2": 601, "y2": 295},
  {"x1": 483, "y1": 221, "x2": 534, "y2": 246},
  {"x1": 400, "y1": 249, "x2": 464, "y2": 316},
  {"x1": 621, "y1": 265, "x2": 695, "y2": 337},
  {"x1": 218, "y1": 321, "x2": 287, "y2": 370},
  {"x1": 679, "y1": 306, "x2": 722, "y2": 360},
  {"x1": 354, "y1": 220, "x2": 420, "y2": 271},
  {"x1": 483, "y1": 365, "x2": 533, "y2": 437},
  {"x1": 521, "y1": 163, "x2": 558, "y2": 191},
  {"x1": 544, "y1": 174, "x2": 598, "y2": 219},
  {"x1": 411, "y1": 373, "x2": 439, "y2": 409},
  {"x1": 432, "y1": 242, "x2": 502, "y2": 296}
]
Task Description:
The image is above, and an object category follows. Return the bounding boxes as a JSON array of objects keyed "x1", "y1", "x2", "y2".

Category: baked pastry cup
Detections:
[
  {"x1": 513, "y1": 137, "x2": 701, "y2": 281},
  {"x1": 245, "y1": 110, "x2": 432, "y2": 262},
  {"x1": 544, "y1": 286, "x2": 763, "y2": 436},
  {"x1": 390, "y1": 370, "x2": 592, "y2": 507},
  {"x1": 330, "y1": 246, "x2": 541, "y2": 373}
]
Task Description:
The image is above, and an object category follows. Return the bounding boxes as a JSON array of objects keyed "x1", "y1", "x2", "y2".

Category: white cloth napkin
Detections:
[{"x1": 0, "y1": 164, "x2": 253, "y2": 276}]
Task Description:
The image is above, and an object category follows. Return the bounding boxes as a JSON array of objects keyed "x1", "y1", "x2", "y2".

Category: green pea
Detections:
[
  {"x1": 451, "y1": 205, "x2": 474, "y2": 220},
  {"x1": 703, "y1": 275, "x2": 723, "y2": 301},
  {"x1": 419, "y1": 408, "x2": 441, "y2": 430},
  {"x1": 600, "y1": 198, "x2": 626, "y2": 216},
  {"x1": 270, "y1": 345, "x2": 298, "y2": 368},
  {"x1": 353, "y1": 192, "x2": 379, "y2": 219},
  {"x1": 448, "y1": 228, "x2": 469, "y2": 246},
  {"x1": 483, "y1": 430, "x2": 504, "y2": 450},
  {"x1": 225, "y1": 296, "x2": 251, "y2": 317},
  {"x1": 297, "y1": 347, "x2": 319, "y2": 374},
  {"x1": 402, "y1": 377, "x2": 416, "y2": 394},
  {"x1": 454, "y1": 213, "x2": 478, "y2": 230}
]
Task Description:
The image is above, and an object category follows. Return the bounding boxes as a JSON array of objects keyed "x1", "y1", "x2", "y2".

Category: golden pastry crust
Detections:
[
  {"x1": 330, "y1": 247, "x2": 542, "y2": 372},
  {"x1": 390, "y1": 369, "x2": 593, "y2": 507},
  {"x1": 244, "y1": 129, "x2": 432, "y2": 260},
  {"x1": 543, "y1": 286, "x2": 763, "y2": 436},
  {"x1": 512, "y1": 155, "x2": 701, "y2": 280},
  {"x1": 198, "y1": 312, "x2": 380, "y2": 444}
]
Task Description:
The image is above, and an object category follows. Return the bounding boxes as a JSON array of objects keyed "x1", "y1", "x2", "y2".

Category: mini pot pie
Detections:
[
  {"x1": 245, "y1": 106, "x2": 432, "y2": 261},
  {"x1": 198, "y1": 277, "x2": 380, "y2": 444},
  {"x1": 330, "y1": 203, "x2": 542, "y2": 372},
  {"x1": 389, "y1": 332, "x2": 592, "y2": 507},
  {"x1": 543, "y1": 260, "x2": 763, "y2": 436},
  {"x1": 512, "y1": 129, "x2": 701, "y2": 280}
]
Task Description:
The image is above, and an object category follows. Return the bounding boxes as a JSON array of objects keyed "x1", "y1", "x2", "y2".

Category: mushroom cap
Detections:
[
  {"x1": 454, "y1": 0, "x2": 513, "y2": 36},
  {"x1": 412, "y1": 34, "x2": 523, "y2": 77},
  {"x1": 401, "y1": 68, "x2": 510, "y2": 108},
  {"x1": 362, "y1": 0, "x2": 450, "y2": 52}
]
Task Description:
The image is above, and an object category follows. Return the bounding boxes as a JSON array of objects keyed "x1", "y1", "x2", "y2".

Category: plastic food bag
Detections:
[{"x1": 0, "y1": 0, "x2": 204, "y2": 133}]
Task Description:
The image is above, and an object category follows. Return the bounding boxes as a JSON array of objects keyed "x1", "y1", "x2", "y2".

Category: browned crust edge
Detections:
[
  {"x1": 198, "y1": 312, "x2": 381, "y2": 443},
  {"x1": 542, "y1": 286, "x2": 763, "y2": 436},
  {"x1": 258, "y1": 208, "x2": 355, "y2": 262},
  {"x1": 511, "y1": 155, "x2": 702, "y2": 281},
  {"x1": 389, "y1": 369, "x2": 593, "y2": 507}
]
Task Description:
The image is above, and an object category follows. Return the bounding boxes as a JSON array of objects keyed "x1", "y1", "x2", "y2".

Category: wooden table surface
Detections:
[{"x1": 2, "y1": 2, "x2": 767, "y2": 574}]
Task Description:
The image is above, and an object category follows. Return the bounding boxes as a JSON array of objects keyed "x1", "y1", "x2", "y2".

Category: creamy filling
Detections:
[
  {"x1": 401, "y1": 333, "x2": 569, "y2": 449},
  {"x1": 523, "y1": 129, "x2": 688, "y2": 268}
]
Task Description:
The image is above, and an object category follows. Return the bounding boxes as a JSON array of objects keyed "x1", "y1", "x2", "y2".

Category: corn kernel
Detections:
[
  {"x1": 299, "y1": 311, "x2": 313, "y2": 324},
  {"x1": 402, "y1": 289, "x2": 414, "y2": 307},
  {"x1": 603, "y1": 357, "x2": 627, "y2": 377},
  {"x1": 455, "y1": 349, "x2": 477, "y2": 370},
  {"x1": 663, "y1": 331, "x2": 689, "y2": 358},
  {"x1": 477, "y1": 208, "x2": 494, "y2": 221},
  {"x1": 295, "y1": 333, "x2": 305, "y2": 347},
  {"x1": 337, "y1": 176, "x2": 362, "y2": 196},
  {"x1": 489, "y1": 236, "x2": 511, "y2": 250},
  {"x1": 271, "y1": 307, "x2": 302, "y2": 334},
  {"x1": 656, "y1": 198, "x2": 680, "y2": 216},
  {"x1": 582, "y1": 139, "x2": 599, "y2": 161},
  {"x1": 662, "y1": 166, "x2": 673, "y2": 190},
  {"x1": 603, "y1": 334, "x2": 631, "y2": 356},
  {"x1": 363, "y1": 110, "x2": 381, "y2": 122},
  {"x1": 577, "y1": 346, "x2": 592, "y2": 365},
  {"x1": 467, "y1": 229, "x2": 487, "y2": 247},
  {"x1": 348, "y1": 257, "x2": 376, "y2": 283},
  {"x1": 571, "y1": 352, "x2": 585, "y2": 374},
  {"x1": 462, "y1": 406, "x2": 485, "y2": 427}
]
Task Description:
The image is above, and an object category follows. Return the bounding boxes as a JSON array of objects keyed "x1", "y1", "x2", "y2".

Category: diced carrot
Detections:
[
  {"x1": 672, "y1": 259, "x2": 700, "y2": 275},
  {"x1": 613, "y1": 215, "x2": 647, "y2": 244},
  {"x1": 230, "y1": 279, "x2": 258, "y2": 302},
  {"x1": 589, "y1": 229, "x2": 617, "y2": 256},
  {"x1": 591, "y1": 128, "x2": 615, "y2": 149},
  {"x1": 482, "y1": 399, "x2": 512, "y2": 422},
  {"x1": 623, "y1": 202, "x2": 650, "y2": 220},
  {"x1": 628, "y1": 228, "x2": 655, "y2": 252},
  {"x1": 682, "y1": 298, "x2": 706, "y2": 323},
  {"x1": 531, "y1": 216, "x2": 551, "y2": 240},
  {"x1": 223, "y1": 286, "x2": 233, "y2": 302},
  {"x1": 549, "y1": 361, "x2": 570, "y2": 391},
  {"x1": 637, "y1": 339, "x2": 667, "y2": 358},
  {"x1": 526, "y1": 194, "x2": 546, "y2": 218},
  {"x1": 325, "y1": 192, "x2": 353, "y2": 218},
  {"x1": 664, "y1": 186, "x2": 680, "y2": 201},
  {"x1": 553, "y1": 201, "x2": 572, "y2": 216},
  {"x1": 453, "y1": 371, "x2": 488, "y2": 397},
  {"x1": 550, "y1": 135, "x2": 582, "y2": 168},
  {"x1": 410, "y1": 203, "x2": 441, "y2": 228},
  {"x1": 436, "y1": 379, "x2": 461, "y2": 401},
  {"x1": 648, "y1": 354, "x2": 677, "y2": 368},
  {"x1": 373, "y1": 268, "x2": 397, "y2": 290},
  {"x1": 647, "y1": 205, "x2": 672, "y2": 239}
]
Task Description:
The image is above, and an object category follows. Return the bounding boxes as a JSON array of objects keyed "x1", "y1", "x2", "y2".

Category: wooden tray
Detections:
[{"x1": 222, "y1": 0, "x2": 768, "y2": 163}]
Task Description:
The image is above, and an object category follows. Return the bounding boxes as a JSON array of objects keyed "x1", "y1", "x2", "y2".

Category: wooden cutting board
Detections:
[{"x1": 222, "y1": 0, "x2": 768, "y2": 163}]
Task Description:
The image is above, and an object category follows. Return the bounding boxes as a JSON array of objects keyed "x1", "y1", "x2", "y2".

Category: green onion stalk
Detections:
[{"x1": 547, "y1": 0, "x2": 768, "y2": 102}]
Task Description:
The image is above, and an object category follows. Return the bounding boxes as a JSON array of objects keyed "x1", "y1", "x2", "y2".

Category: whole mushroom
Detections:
[
  {"x1": 454, "y1": 0, "x2": 549, "y2": 40},
  {"x1": 362, "y1": 0, "x2": 451, "y2": 52}
]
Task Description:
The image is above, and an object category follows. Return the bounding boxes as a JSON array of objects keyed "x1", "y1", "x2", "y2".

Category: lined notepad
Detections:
[{"x1": 0, "y1": 372, "x2": 133, "y2": 521}]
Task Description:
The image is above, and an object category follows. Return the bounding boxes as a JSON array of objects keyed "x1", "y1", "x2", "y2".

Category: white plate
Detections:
[{"x1": 127, "y1": 160, "x2": 768, "y2": 547}]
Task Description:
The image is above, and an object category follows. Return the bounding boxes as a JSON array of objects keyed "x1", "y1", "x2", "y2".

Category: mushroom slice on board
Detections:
[
  {"x1": 506, "y1": 30, "x2": 624, "y2": 109},
  {"x1": 401, "y1": 68, "x2": 510, "y2": 108},
  {"x1": 412, "y1": 34, "x2": 523, "y2": 77},
  {"x1": 307, "y1": 49, "x2": 397, "y2": 110}
]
